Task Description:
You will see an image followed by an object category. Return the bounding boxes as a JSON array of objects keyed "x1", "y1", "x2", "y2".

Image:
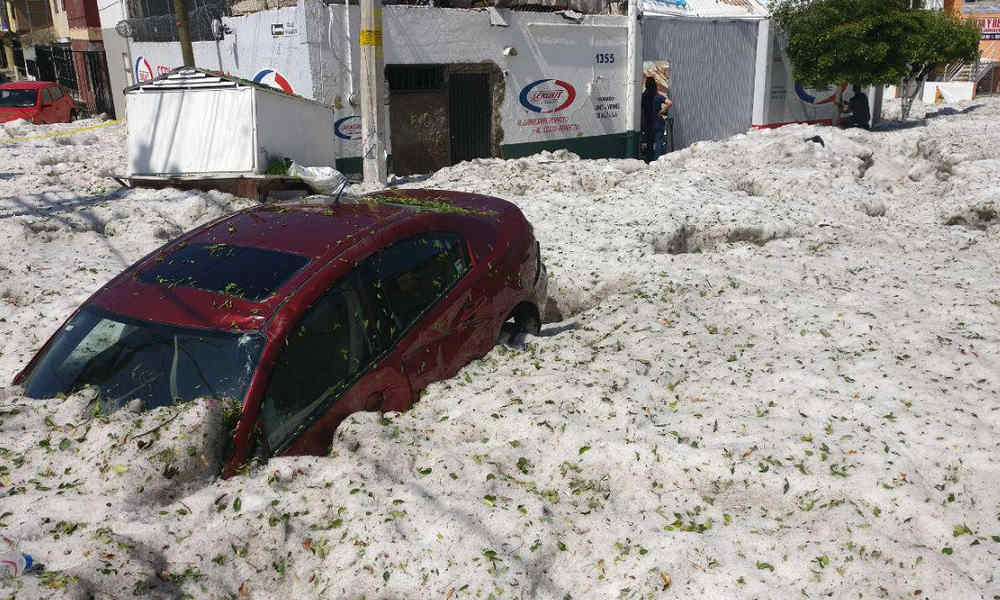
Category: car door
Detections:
[
  {"x1": 37, "y1": 88, "x2": 54, "y2": 123},
  {"x1": 254, "y1": 273, "x2": 374, "y2": 456},
  {"x1": 359, "y1": 232, "x2": 476, "y2": 396},
  {"x1": 49, "y1": 86, "x2": 70, "y2": 121},
  {"x1": 254, "y1": 270, "x2": 410, "y2": 457}
]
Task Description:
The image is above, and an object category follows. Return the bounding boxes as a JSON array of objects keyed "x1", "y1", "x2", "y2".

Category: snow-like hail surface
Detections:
[{"x1": 1, "y1": 99, "x2": 998, "y2": 599}]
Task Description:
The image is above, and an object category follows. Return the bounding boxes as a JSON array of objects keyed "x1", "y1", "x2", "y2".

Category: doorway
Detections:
[
  {"x1": 84, "y1": 51, "x2": 115, "y2": 117},
  {"x1": 387, "y1": 64, "x2": 498, "y2": 176},
  {"x1": 448, "y1": 73, "x2": 491, "y2": 164}
]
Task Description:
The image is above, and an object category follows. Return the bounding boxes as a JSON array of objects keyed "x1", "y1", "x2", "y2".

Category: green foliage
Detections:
[
  {"x1": 265, "y1": 157, "x2": 291, "y2": 176},
  {"x1": 905, "y1": 9, "x2": 982, "y2": 80},
  {"x1": 772, "y1": 0, "x2": 981, "y2": 88}
]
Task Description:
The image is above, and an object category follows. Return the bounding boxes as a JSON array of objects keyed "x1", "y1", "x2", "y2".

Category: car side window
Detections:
[
  {"x1": 258, "y1": 274, "x2": 373, "y2": 452},
  {"x1": 360, "y1": 233, "x2": 469, "y2": 346},
  {"x1": 50, "y1": 87, "x2": 62, "y2": 100},
  {"x1": 40, "y1": 88, "x2": 52, "y2": 104}
]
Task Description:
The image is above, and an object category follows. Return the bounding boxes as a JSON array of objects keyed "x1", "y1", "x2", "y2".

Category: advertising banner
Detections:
[
  {"x1": 130, "y1": 4, "x2": 311, "y2": 96},
  {"x1": 503, "y1": 23, "x2": 628, "y2": 146},
  {"x1": 976, "y1": 16, "x2": 1000, "y2": 41},
  {"x1": 763, "y1": 34, "x2": 840, "y2": 126}
]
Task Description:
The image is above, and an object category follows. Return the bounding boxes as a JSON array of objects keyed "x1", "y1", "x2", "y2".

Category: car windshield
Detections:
[
  {"x1": 22, "y1": 307, "x2": 264, "y2": 412},
  {"x1": 0, "y1": 89, "x2": 38, "y2": 108}
]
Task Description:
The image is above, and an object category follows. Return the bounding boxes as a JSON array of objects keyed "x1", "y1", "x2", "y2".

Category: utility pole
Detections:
[
  {"x1": 360, "y1": 0, "x2": 387, "y2": 187},
  {"x1": 625, "y1": 0, "x2": 641, "y2": 159},
  {"x1": 173, "y1": 0, "x2": 194, "y2": 67}
]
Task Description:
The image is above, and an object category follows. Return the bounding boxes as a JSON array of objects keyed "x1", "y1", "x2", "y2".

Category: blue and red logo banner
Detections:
[
  {"x1": 252, "y1": 69, "x2": 294, "y2": 94},
  {"x1": 519, "y1": 79, "x2": 576, "y2": 113},
  {"x1": 334, "y1": 115, "x2": 361, "y2": 140},
  {"x1": 794, "y1": 82, "x2": 848, "y2": 105}
]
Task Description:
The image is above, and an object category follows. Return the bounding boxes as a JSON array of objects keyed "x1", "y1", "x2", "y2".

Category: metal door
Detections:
[
  {"x1": 448, "y1": 73, "x2": 491, "y2": 164},
  {"x1": 35, "y1": 46, "x2": 55, "y2": 82},
  {"x1": 85, "y1": 51, "x2": 115, "y2": 117},
  {"x1": 13, "y1": 41, "x2": 24, "y2": 78}
]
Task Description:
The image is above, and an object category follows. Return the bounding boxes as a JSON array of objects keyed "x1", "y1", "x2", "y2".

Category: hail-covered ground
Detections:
[{"x1": 0, "y1": 98, "x2": 998, "y2": 599}]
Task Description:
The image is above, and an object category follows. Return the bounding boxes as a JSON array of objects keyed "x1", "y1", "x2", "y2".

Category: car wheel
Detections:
[
  {"x1": 69, "y1": 109, "x2": 79, "y2": 122},
  {"x1": 498, "y1": 302, "x2": 541, "y2": 346}
]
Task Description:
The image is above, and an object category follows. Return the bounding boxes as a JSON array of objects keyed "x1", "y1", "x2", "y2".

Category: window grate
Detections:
[
  {"x1": 386, "y1": 65, "x2": 445, "y2": 92},
  {"x1": 52, "y1": 44, "x2": 77, "y2": 92}
]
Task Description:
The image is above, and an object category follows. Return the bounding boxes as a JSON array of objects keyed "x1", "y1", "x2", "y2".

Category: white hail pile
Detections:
[{"x1": 1, "y1": 100, "x2": 998, "y2": 599}]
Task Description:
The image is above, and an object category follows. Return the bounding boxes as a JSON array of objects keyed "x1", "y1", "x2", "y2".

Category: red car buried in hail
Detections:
[
  {"x1": 15, "y1": 190, "x2": 547, "y2": 474},
  {"x1": 0, "y1": 81, "x2": 77, "y2": 124}
]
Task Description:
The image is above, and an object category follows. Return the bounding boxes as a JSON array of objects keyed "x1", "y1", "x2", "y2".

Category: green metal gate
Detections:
[{"x1": 448, "y1": 73, "x2": 491, "y2": 164}]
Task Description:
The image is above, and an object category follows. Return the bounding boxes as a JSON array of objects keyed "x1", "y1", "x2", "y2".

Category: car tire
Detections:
[
  {"x1": 69, "y1": 109, "x2": 79, "y2": 122},
  {"x1": 499, "y1": 302, "x2": 541, "y2": 345}
]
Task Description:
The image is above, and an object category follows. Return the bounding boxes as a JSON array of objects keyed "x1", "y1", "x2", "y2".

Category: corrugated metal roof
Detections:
[
  {"x1": 122, "y1": 66, "x2": 330, "y2": 109},
  {"x1": 125, "y1": 67, "x2": 243, "y2": 93}
]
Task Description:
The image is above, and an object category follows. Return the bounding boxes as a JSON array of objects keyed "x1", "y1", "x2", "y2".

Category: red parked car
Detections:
[
  {"x1": 15, "y1": 190, "x2": 547, "y2": 474},
  {"x1": 0, "y1": 81, "x2": 77, "y2": 124}
]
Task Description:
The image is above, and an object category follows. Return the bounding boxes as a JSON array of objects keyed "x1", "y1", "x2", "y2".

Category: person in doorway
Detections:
[
  {"x1": 641, "y1": 77, "x2": 672, "y2": 162},
  {"x1": 837, "y1": 85, "x2": 871, "y2": 130}
]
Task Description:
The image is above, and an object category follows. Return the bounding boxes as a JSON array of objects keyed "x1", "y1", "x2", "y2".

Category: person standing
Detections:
[{"x1": 641, "y1": 77, "x2": 672, "y2": 162}]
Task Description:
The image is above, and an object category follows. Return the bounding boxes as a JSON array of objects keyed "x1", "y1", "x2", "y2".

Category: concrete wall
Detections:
[
  {"x1": 129, "y1": 3, "x2": 313, "y2": 93},
  {"x1": 96, "y1": 0, "x2": 128, "y2": 119},
  {"x1": 48, "y1": 0, "x2": 71, "y2": 41},
  {"x1": 757, "y1": 26, "x2": 841, "y2": 127},
  {"x1": 389, "y1": 86, "x2": 449, "y2": 175},
  {"x1": 922, "y1": 80, "x2": 976, "y2": 103},
  {"x1": 315, "y1": 5, "x2": 632, "y2": 160},
  {"x1": 107, "y1": 1, "x2": 635, "y2": 168}
]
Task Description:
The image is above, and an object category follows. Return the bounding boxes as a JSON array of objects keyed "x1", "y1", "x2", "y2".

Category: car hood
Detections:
[{"x1": 0, "y1": 107, "x2": 38, "y2": 123}]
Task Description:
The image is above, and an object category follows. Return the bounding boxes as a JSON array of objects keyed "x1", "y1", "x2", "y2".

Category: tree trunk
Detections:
[
  {"x1": 832, "y1": 85, "x2": 843, "y2": 126},
  {"x1": 173, "y1": 0, "x2": 195, "y2": 68}
]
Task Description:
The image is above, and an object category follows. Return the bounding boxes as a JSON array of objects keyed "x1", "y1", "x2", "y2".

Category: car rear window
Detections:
[
  {"x1": 138, "y1": 243, "x2": 309, "y2": 301},
  {"x1": 0, "y1": 89, "x2": 37, "y2": 108}
]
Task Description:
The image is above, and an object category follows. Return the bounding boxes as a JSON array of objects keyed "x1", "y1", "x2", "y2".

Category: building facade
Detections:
[
  {"x1": 104, "y1": 0, "x2": 641, "y2": 173},
  {"x1": 1, "y1": 0, "x2": 114, "y2": 115},
  {"x1": 962, "y1": 0, "x2": 1000, "y2": 93},
  {"x1": 98, "y1": 0, "x2": 889, "y2": 171}
]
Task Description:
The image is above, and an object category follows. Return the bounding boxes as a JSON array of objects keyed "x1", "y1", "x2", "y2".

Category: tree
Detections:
[{"x1": 772, "y1": 0, "x2": 981, "y2": 119}]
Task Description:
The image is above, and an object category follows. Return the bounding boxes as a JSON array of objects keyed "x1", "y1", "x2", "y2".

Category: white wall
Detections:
[
  {"x1": 116, "y1": 1, "x2": 632, "y2": 162},
  {"x1": 97, "y1": 0, "x2": 131, "y2": 118},
  {"x1": 922, "y1": 81, "x2": 975, "y2": 104},
  {"x1": 254, "y1": 87, "x2": 337, "y2": 171},
  {"x1": 759, "y1": 27, "x2": 840, "y2": 127},
  {"x1": 315, "y1": 5, "x2": 631, "y2": 158},
  {"x1": 129, "y1": 4, "x2": 313, "y2": 96},
  {"x1": 127, "y1": 88, "x2": 257, "y2": 175}
]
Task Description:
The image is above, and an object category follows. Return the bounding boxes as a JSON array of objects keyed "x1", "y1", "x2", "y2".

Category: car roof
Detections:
[
  {"x1": 0, "y1": 81, "x2": 54, "y2": 90},
  {"x1": 88, "y1": 189, "x2": 515, "y2": 333}
]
